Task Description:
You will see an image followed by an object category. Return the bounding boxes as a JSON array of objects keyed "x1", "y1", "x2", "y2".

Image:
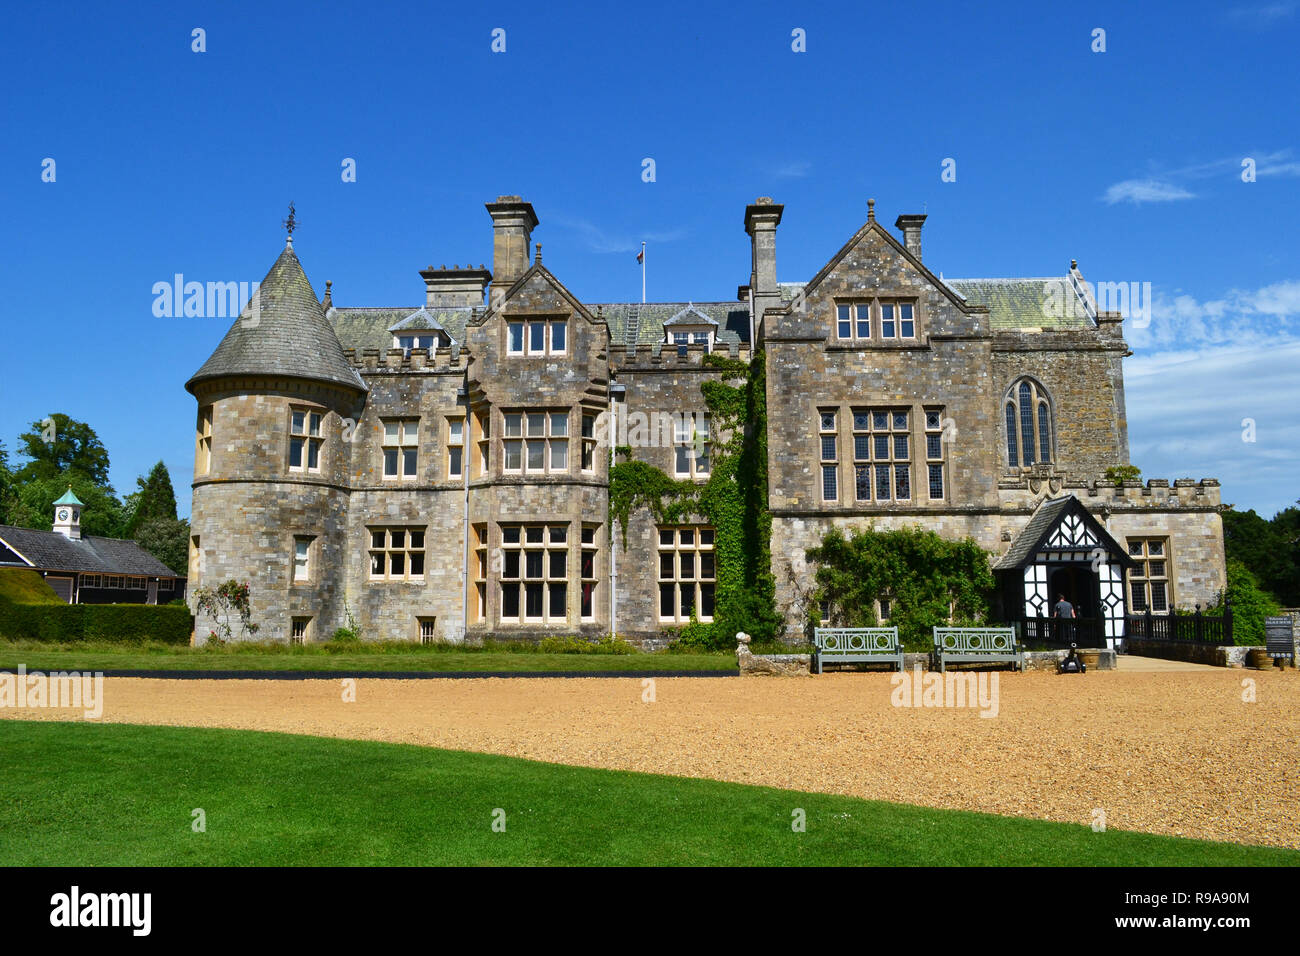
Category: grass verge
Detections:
[
  {"x1": 0, "y1": 721, "x2": 1293, "y2": 866},
  {"x1": 0, "y1": 638, "x2": 736, "y2": 673}
]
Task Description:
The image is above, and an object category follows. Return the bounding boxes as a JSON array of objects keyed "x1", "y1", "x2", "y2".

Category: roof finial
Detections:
[
  {"x1": 867, "y1": 198, "x2": 876, "y2": 223},
  {"x1": 535, "y1": 242, "x2": 542, "y2": 264},
  {"x1": 322, "y1": 279, "x2": 333, "y2": 309},
  {"x1": 283, "y1": 202, "x2": 298, "y2": 247}
]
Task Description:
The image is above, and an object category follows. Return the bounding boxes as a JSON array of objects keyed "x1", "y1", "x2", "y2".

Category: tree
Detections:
[
  {"x1": 1221, "y1": 505, "x2": 1299, "y2": 607},
  {"x1": 806, "y1": 526, "x2": 994, "y2": 651},
  {"x1": 1204, "y1": 559, "x2": 1282, "y2": 646},
  {"x1": 125, "y1": 461, "x2": 178, "y2": 535},
  {"x1": 13, "y1": 414, "x2": 112, "y2": 487},
  {"x1": 132, "y1": 517, "x2": 190, "y2": 575},
  {"x1": 5, "y1": 473, "x2": 126, "y2": 538},
  {"x1": 0, "y1": 440, "x2": 14, "y2": 525}
]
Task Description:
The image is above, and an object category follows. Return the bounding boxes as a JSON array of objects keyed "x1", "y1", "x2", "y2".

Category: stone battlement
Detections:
[
  {"x1": 608, "y1": 341, "x2": 751, "y2": 370},
  {"x1": 997, "y1": 475, "x2": 1222, "y2": 508},
  {"x1": 345, "y1": 347, "x2": 468, "y2": 373}
]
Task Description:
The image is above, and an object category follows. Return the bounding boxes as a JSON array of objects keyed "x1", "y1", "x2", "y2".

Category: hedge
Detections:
[{"x1": 0, "y1": 598, "x2": 193, "y2": 645}]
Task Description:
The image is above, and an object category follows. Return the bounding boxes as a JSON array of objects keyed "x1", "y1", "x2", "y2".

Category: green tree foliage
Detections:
[
  {"x1": 5, "y1": 473, "x2": 126, "y2": 538},
  {"x1": 806, "y1": 526, "x2": 995, "y2": 651},
  {"x1": 14, "y1": 413, "x2": 112, "y2": 486},
  {"x1": 1221, "y1": 504, "x2": 1299, "y2": 606},
  {"x1": 132, "y1": 517, "x2": 191, "y2": 575},
  {"x1": 0, "y1": 440, "x2": 14, "y2": 524},
  {"x1": 125, "y1": 461, "x2": 179, "y2": 535},
  {"x1": 1204, "y1": 559, "x2": 1282, "y2": 646}
]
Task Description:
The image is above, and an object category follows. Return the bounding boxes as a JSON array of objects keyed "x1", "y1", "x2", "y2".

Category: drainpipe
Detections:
[
  {"x1": 609, "y1": 382, "x2": 626, "y2": 639},
  {"x1": 460, "y1": 385, "x2": 470, "y2": 644}
]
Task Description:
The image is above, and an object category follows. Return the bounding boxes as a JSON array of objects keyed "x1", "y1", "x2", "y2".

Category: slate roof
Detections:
[
  {"x1": 0, "y1": 525, "x2": 182, "y2": 577},
  {"x1": 775, "y1": 277, "x2": 1094, "y2": 330},
  {"x1": 593, "y1": 302, "x2": 750, "y2": 349},
  {"x1": 943, "y1": 278, "x2": 1094, "y2": 330},
  {"x1": 994, "y1": 495, "x2": 1133, "y2": 571},
  {"x1": 663, "y1": 304, "x2": 719, "y2": 327},
  {"x1": 186, "y1": 243, "x2": 367, "y2": 393},
  {"x1": 387, "y1": 308, "x2": 457, "y2": 342},
  {"x1": 994, "y1": 496, "x2": 1075, "y2": 570},
  {"x1": 327, "y1": 301, "x2": 750, "y2": 353},
  {"x1": 330, "y1": 306, "x2": 472, "y2": 353}
]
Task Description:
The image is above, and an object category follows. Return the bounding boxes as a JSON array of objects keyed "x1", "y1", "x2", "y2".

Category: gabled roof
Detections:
[
  {"x1": 797, "y1": 217, "x2": 980, "y2": 315},
  {"x1": 994, "y1": 495, "x2": 1135, "y2": 571},
  {"x1": 387, "y1": 308, "x2": 457, "y2": 343},
  {"x1": 473, "y1": 262, "x2": 603, "y2": 327},
  {"x1": 662, "y1": 304, "x2": 719, "y2": 327},
  {"x1": 0, "y1": 525, "x2": 183, "y2": 576},
  {"x1": 186, "y1": 242, "x2": 367, "y2": 394}
]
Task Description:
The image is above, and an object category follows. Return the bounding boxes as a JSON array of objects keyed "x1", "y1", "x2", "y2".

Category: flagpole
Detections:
[{"x1": 641, "y1": 242, "x2": 646, "y2": 304}]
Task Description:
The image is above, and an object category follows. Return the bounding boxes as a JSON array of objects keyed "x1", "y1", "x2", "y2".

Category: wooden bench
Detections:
[
  {"x1": 812, "y1": 627, "x2": 903, "y2": 674},
  {"x1": 932, "y1": 627, "x2": 1023, "y2": 673}
]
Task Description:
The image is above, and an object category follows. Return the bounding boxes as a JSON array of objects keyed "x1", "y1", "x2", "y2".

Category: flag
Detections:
[{"x1": 636, "y1": 248, "x2": 644, "y2": 264}]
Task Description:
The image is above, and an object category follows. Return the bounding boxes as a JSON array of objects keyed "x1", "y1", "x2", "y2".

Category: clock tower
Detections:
[{"x1": 52, "y1": 488, "x2": 84, "y2": 540}]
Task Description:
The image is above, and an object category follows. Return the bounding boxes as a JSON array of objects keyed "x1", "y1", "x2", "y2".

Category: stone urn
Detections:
[
  {"x1": 1247, "y1": 647, "x2": 1273, "y2": 670},
  {"x1": 1078, "y1": 648, "x2": 1102, "y2": 670}
]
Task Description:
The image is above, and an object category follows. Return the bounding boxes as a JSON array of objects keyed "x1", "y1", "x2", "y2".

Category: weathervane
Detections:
[{"x1": 283, "y1": 202, "x2": 298, "y2": 243}]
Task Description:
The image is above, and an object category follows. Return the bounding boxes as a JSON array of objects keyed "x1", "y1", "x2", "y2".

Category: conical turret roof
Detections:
[{"x1": 186, "y1": 241, "x2": 366, "y2": 394}]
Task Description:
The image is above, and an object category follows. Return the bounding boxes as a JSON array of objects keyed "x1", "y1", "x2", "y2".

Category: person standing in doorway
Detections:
[{"x1": 1054, "y1": 593, "x2": 1076, "y2": 619}]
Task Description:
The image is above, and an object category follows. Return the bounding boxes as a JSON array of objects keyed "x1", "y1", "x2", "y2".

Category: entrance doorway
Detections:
[{"x1": 1049, "y1": 565, "x2": 1098, "y2": 619}]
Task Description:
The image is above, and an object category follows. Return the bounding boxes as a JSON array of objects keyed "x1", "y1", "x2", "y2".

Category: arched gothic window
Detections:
[{"x1": 1005, "y1": 378, "x2": 1053, "y2": 468}]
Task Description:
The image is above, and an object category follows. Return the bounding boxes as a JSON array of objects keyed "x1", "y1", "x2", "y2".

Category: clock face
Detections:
[{"x1": 58, "y1": 509, "x2": 69, "y2": 521}]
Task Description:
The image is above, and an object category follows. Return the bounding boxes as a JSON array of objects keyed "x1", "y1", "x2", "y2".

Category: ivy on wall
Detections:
[{"x1": 609, "y1": 352, "x2": 777, "y2": 648}]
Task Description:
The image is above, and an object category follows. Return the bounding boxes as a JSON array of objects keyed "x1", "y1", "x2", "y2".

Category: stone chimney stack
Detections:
[
  {"x1": 744, "y1": 197, "x2": 784, "y2": 335},
  {"x1": 485, "y1": 196, "x2": 539, "y2": 294},
  {"x1": 895, "y1": 214, "x2": 927, "y2": 261},
  {"x1": 420, "y1": 264, "x2": 492, "y2": 308}
]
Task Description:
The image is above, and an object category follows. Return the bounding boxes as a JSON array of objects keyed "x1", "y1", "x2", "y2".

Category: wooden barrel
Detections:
[{"x1": 1247, "y1": 647, "x2": 1273, "y2": 670}]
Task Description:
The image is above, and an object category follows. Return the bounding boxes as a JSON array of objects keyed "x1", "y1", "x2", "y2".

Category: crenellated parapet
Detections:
[
  {"x1": 997, "y1": 475, "x2": 1222, "y2": 512},
  {"x1": 608, "y1": 341, "x2": 751, "y2": 372},
  {"x1": 345, "y1": 346, "x2": 469, "y2": 374}
]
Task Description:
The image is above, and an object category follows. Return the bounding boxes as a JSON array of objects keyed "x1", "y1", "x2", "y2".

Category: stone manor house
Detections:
[{"x1": 185, "y1": 195, "x2": 1227, "y2": 649}]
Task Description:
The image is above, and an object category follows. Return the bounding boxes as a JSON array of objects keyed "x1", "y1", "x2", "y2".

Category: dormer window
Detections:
[
  {"x1": 395, "y1": 334, "x2": 441, "y2": 354},
  {"x1": 664, "y1": 305, "x2": 718, "y2": 354},
  {"x1": 671, "y1": 330, "x2": 711, "y2": 354}
]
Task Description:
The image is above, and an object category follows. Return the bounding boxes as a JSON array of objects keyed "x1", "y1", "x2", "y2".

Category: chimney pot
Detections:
[{"x1": 894, "y1": 213, "x2": 927, "y2": 261}]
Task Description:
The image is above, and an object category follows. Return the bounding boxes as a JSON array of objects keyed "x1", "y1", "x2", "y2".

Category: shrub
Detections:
[
  {"x1": 1204, "y1": 559, "x2": 1281, "y2": 646},
  {"x1": 0, "y1": 599, "x2": 192, "y2": 644},
  {"x1": 536, "y1": 635, "x2": 638, "y2": 655}
]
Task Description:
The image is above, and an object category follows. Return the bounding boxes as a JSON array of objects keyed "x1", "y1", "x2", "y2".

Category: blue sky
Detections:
[{"x1": 1, "y1": 0, "x2": 1297, "y2": 518}]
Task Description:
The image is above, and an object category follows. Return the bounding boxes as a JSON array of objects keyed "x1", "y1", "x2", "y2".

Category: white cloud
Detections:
[
  {"x1": 550, "y1": 217, "x2": 686, "y2": 254},
  {"x1": 1123, "y1": 277, "x2": 1300, "y2": 515},
  {"x1": 1227, "y1": 2, "x2": 1297, "y2": 27},
  {"x1": 771, "y1": 160, "x2": 812, "y2": 179},
  {"x1": 1103, "y1": 179, "x2": 1195, "y2": 205}
]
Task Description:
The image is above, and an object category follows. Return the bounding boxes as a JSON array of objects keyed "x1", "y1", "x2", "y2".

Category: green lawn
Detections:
[
  {"x1": 0, "y1": 721, "x2": 1293, "y2": 866},
  {"x1": 0, "y1": 639, "x2": 737, "y2": 673}
]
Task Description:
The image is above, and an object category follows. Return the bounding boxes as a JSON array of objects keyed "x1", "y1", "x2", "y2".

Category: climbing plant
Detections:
[
  {"x1": 609, "y1": 351, "x2": 776, "y2": 649},
  {"x1": 805, "y1": 526, "x2": 994, "y2": 652}
]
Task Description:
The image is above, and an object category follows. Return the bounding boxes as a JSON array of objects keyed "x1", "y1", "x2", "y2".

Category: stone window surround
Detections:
[
  {"x1": 367, "y1": 525, "x2": 427, "y2": 582},
  {"x1": 381, "y1": 418, "x2": 421, "y2": 480},
  {"x1": 672, "y1": 413, "x2": 711, "y2": 479},
  {"x1": 506, "y1": 317, "x2": 568, "y2": 357},
  {"x1": 502, "y1": 409, "x2": 570, "y2": 475},
  {"x1": 1003, "y1": 376, "x2": 1055, "y2": 471},
  {"x1": 848, "y1": 407, "x2": 912, "y2": 503},
  {"x1": 292, "y1": 534, "x2": 316, "y2": 585},
  {"x1": 288, "y1": 406, "x2": 324, "y2": 474},
  {"x1": 498, "y1": 523, "x2": 569, "y2": 624},
  {"x1": 196, "y1": 405, "x2": 213, "y2": 475},
  {"x1": 1127, "y1": 536, "x2": 1173, "y2": 614},
  {"x1": 833, "y1": 295, "x2": 920, "y2": 343},
  {"x1": 658, "y1": 525, "x2": 716, "y2": 623},
  {"x1": 447, "y1": 416, "x2": 465, "y2": 479}
]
